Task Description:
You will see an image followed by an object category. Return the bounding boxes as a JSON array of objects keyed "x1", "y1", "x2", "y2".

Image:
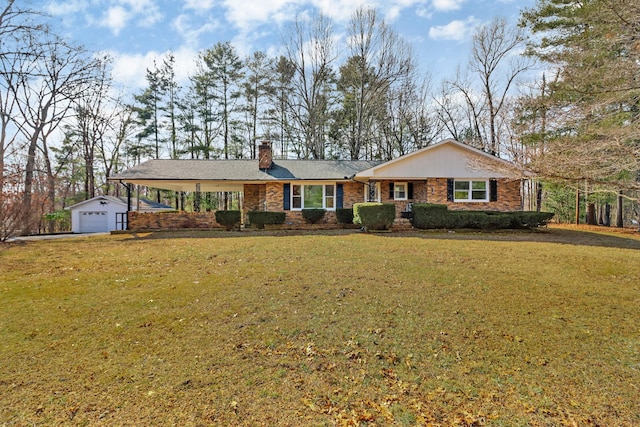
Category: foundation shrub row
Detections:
[{"x1": 412, "y1": 203, "x2": 554, "y2": 229}]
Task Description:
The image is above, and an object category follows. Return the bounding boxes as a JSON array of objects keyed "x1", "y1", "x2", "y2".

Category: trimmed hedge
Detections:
[
  {"x1": 353, "y1": 202, "x2": 396, "y2": 231},
  {"x1": 336, "y1": 208, "x2": 354, "y2": 224},
  {"x1": 412, "y1": 203, "x2": 554, "y2": 230},
  {"x1": 412, "y1": 204, "x2": 449, "y2": 229},
  {"x1": 446, "y1": 211, "x2": 512, "y2": 229},
  {"x1": 247, "y1": 211, "x2": 286, "y2": 229},
  {"x1": 302, "y1": 209, "x2": 326, "y2": 224},
  {"x1": 214, "y1": 210, "x2": 241, "y2": 230},
  {"x1": 509, "y1": 211, "x2": 555, "y2": 228}
]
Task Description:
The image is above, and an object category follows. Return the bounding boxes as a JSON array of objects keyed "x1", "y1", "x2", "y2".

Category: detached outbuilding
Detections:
[{"x1": 67, "y1": 195, "x2": 173, "y2": 233}]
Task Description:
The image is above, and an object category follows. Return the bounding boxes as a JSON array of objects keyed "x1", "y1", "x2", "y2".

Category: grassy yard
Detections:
[{"x1": 1, "y1": 227, "x2": 639, "y2": 426}]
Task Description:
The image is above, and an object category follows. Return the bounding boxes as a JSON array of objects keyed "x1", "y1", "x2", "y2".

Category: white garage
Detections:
[
  {"x1": 78, "y1": 211, "x2": 109, "y2": 232},
  {"x1": 67, "y1": 196, "x2": 173, "y2": 233}
]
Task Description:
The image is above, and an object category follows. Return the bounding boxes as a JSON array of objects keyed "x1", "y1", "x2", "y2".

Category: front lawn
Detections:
[{"x1": 1, "y1": 227, "x2": 639, "y2": 425}]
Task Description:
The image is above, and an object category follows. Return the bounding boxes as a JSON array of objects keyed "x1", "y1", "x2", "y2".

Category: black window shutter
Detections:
[
  {"x1": 407, "y1": 183, "x2": 414, "y2": 200},
  {"x1": 490, "y1": 179, "x2": 498, "y2": 202},
  {"x1": 447, "y1": 179, "x2": 454, "y2": 202},
  {"x1": 283, "y1": 183, "x2": 290, "y2": 210},
  {"x1": 336, "y1": 184, "x2": 343, "y2": 208},
  {"x1": 389, "y1": 182, "x2": 394, "y2": 200}
]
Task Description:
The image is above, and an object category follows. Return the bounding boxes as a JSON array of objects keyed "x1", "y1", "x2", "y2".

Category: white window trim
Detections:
[
  {"x1": 454, "y1": 179, "x2": 489, "y2": 202},
  {"x1": 394, "y1": 182, "x2": 408, "y2": 201},
  {"x1": 291, "y1": 182, "x2": 336, "y2": 210}
]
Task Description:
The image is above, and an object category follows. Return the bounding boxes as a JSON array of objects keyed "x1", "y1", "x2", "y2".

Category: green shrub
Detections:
[
  {"x1": 247, "y1": 211, "x2": 286, "y2": 229},
  {"x1": 301, "y1": 209, "x2": 326, "y2": 224},
  {"x1": 353, "y1": 202, "x2": 396, "y2": 231},
  {"x1": 412, "y1": 206, "x2": 553, "y2": 230},
  {"x1": 336, "y1": 208, "x2": 354, "y2": 224},
  {"x1": 509, "y1": 211, "x2": 555, "y2": 228},
  {"x1": 214, "y1": 210, "x2": 241, "y2": 231},
  {"x1": 445, "y1": 211, "x2": 512, "y2": 229},
  {"x1": 412, "y1": 204, "x2": 449, "y2": 229}
]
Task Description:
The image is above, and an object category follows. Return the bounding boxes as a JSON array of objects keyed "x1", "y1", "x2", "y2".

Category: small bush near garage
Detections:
[
  {"x1": 214, "y1": 210, "x2": 241, "y2": 231},
  {"x1": 353, "y1": 202, "x2": 396, "y2": 231},
  {"x1": 412, "y1": 204, "x2": 554, "y2": 230},
  {"x1": 301, "y1": 209, "x2": 326, "y2": 224},
  {"x1": 336, "y1": 208, "x2": 354, "y2": 224},
  {"x1": 43, "y1": 210, "x2": 71, "y2": 232},
  {"x1": 247, "y1": 211, "x2": 286, "y2": 229}
]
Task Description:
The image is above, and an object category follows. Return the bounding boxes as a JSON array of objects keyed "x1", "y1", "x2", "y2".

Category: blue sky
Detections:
[{"x1": 42, "y1": 0, "x2": 536, "y2": 90}]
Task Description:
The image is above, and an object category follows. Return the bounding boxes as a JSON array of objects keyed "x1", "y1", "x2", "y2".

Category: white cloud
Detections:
[
  {"x1": 171, "y1": 14, "x2": 220, "y2": 49},
  {"x1": 221, "y1": 0, "x2": 298, "y2": 32},
  {"x1": 428, "y1": 16, "x2": 479, "y2": 41},
  {"x1": 312, "y1": 0, "x2": 374, "y2": 22},
  {"x1": 109, "y1": 47, "x2": 198, "y2": 90},
  {"x1": 415, "y1": 7, "x2": 433, "y2": 20},
  {"x1": 45, "y1": 0, "x2": 90, "y2": 16},
  {"x1": 97, "y1": 0, "x2": 163, "y2": 35},
  {"x1": 101, "y1": 6, "x2": 130, "y2": 36},
  {"x1": 122, "y1": 0, "x2": 163, "y2": 27},
  {"x1": 183, "y1": 0, "x2": 216, "y2": 11},
  {"x1": 432, "y1": 0, "x2": 466, "y2": 11},
  {"x1": 220, "y1": 0, "x2": 430, "y2": 33}
]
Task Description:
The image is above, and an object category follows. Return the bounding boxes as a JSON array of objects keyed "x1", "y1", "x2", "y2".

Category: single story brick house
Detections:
[{"x1": 109, "y1": 139, "x2": 528, "y2": 229}]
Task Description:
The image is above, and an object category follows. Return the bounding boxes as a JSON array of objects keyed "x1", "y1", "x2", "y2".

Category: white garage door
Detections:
[{"x1": 79, "y1": 211, "x2": 109, "y2": 232}]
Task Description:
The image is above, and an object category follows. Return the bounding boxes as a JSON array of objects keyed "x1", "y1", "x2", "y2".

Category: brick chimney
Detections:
[{"x1": 258, "y1": 141, "x2": 273, "y2": 170}]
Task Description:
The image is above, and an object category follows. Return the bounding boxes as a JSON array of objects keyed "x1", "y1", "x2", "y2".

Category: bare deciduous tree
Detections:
[
  {"x1": 8, "y1": 33, "x2": 101, "y2": 233},
  {"x1": 283, "y1": 13, "x2": 337, "y2": 159},
  {"x1": 342, "y1": 7, "x2": 414, "y2": 159}
]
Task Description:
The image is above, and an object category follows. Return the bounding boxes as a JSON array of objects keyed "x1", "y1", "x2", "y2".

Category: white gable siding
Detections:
[{"x1": 360, "y1": 142, "x2": 515, "y2": 179}]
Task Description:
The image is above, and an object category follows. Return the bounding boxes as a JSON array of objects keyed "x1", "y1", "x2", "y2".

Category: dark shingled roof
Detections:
[{"x1": 110, "y1": 159, "x2": 382, "y2": 182}]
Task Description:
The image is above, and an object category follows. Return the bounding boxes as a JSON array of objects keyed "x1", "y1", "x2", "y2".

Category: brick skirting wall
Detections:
[{"x1": 128, "y1": 211, "x2": 221, "y2": 231}]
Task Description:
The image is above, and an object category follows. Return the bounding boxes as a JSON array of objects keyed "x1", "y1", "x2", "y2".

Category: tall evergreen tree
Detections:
[
  {"x1": 242, "y1": 51, "x2": 272, "y2": 159},
  {"x1": 133, "y1": 61, "x2": 165, "y2": 160},
  {"x1": 519, "y1": 0, "x2": 640, "y2": 191},
  {"x1": 200, "y1": 42, "x2": 244, "y2": 159}
]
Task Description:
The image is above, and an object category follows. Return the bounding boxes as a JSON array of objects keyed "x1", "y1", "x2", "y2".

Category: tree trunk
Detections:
[
  {"x1": 597, "y1": 204, "x2": 604, "y2": 225},
  {"x1": 536, "y1": 181, "x2": 542, "y2": 212},
  {"x1": 616, "y1": 191, "x2": 623, "y2": 227},
  {"x1": 586, "y1": 203, "x2": 596, "y2": 225},
  {"x1": 575, "y1": 187, "x2": 580, "y2": 225},
  {"x1": 21, "y1": 134, "x2": 39, "y2": 234}
]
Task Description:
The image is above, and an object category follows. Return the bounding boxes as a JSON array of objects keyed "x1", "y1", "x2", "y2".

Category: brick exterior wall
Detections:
[
  {"x1": 128, "y1": 211, "x2": 221, "y2": 231},
  {"x1": 377, "y1": 178, "x2": 522, "y2": 214},
  {"x1": 242, "y1": 182, "x2": 364, "y2": 227},
  {"x1": 265, "y1": 182, "x2": 283, "y2": 212},
  {"x1": 427, "y1": 178, "x2": 522, "y2": 211},
  {"x1": 342, "y1": 181, "x2": 366, "y2": 208}
]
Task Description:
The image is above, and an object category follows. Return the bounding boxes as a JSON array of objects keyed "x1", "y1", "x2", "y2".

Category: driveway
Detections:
[{"x1": 7, "y1": 232, "x2": 109, "y2": 242}]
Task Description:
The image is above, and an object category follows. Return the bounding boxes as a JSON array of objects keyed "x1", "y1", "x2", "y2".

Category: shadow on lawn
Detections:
[
  {"x1": 391, "y1": 227, "x2": 640, "y2": 250},
  {"x1": 120, "y1": 225, "x2": 640, "y2": 250}
]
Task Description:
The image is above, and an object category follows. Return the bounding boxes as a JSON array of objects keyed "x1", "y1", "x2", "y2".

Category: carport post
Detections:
[{"x1": 125, "y1": 182, "x2": 132, "y2": 230}]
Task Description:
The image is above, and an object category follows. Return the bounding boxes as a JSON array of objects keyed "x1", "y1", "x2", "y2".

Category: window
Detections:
[
  {"x1": 454, "y1": 180, "x2": 488, "y2": 202},
  {"x1": 291, "y1": 184, "x2": 336, "y2": 210},
  {"x1": 394, "y1": 182, "x2": 408, "y2": 200}
]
